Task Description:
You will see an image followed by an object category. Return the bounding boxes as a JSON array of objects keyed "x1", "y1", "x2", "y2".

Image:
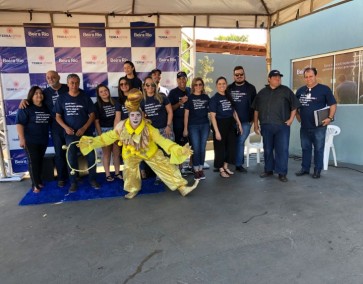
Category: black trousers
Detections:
[
  {"x1": 25, "y1": 143, "x2": 47, "y2": 189},
  {"x1": 212, "y1": 117, "x2": 236, "y2": 169}
]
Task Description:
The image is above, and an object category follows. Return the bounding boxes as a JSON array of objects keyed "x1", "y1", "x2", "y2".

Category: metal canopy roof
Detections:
[{"x1": 0, "y1": 0, "x2": 351, "y2": 29}]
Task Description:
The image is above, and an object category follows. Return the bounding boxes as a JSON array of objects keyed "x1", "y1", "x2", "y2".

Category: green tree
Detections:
[
  {"x1": 197, "y1": 55, "x2": 214, "y2": 94},
  {"x1": 214, "y1": 34, "x2": 249, "y2": 42}
]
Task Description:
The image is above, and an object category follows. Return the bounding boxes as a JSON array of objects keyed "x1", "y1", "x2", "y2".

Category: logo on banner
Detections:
[
  {"x1": 131, "y1": 22, "x2": 155, "y2": 47},
  {"x1": 10, "y1": 149, "x2": 28, "y2": 173},
  {"x1": 5, "y1": 100, "x2": 21, "y2": 125},
  {"x1": 156, "y1": 47, "x2": 179, "y2": 71},
  {"x1": 31, "y1": 54, "x2": 53, "y2": 67},
  {"x1": 158, "y1": 29, "x2": 177, "y2": 40},
  {"x1": 79, "y1": 23, "x2": 106, "y2": 47},
  {"x1": 0, "y1": 47, "x2": 28, "y2": 73},
  {"x1": 107, "y1": 48, "x2": 131, "y2": 72},
  {"x1": 85, "y1": 54, "x2": 105, "y2": 65},
  {"x1": 0, "y1": 27, "x2": 22, "y2": 39},
  {"x1": 109, "y1": 29, "x2": 128, "y2": 40},
  {"x1": 135, "y1": 54, "x2": 153, "y2": 65},
  {"x1": 83, "y1": 73, "x2": 108, "y2": 96},
  {"x1": 25, "y1": 26, "x2": 54, "y2": 47},
  {"x1": 56, "y1": 29, "x2": 77, "y2": 40},
  {"x1": 55, "y1": 47, "x2": 82, "y2": 73}
]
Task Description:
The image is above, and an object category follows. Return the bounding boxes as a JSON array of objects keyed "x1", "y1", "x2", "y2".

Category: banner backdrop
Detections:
[{"x1": 0, "y1": 23, "x2": 181, "y2": 173}]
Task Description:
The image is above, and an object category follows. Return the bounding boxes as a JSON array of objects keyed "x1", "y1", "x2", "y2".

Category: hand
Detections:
[
  {"x1": 181, "y1": 143, "x2": 193, "y2": 156},
  {"x1": 180, "y1": 96, "x2": 188, "y2": 104},
  {"x1": 183, "y1": 129, "x2": 188, "y2": 137},
  {"x1": 238, "y1": 124, "x2": 243, "y2": 135},
  {"x1": 322, "y1": 118, "x2": 331, "y2": 126},
  {"x1": 254, "y1": 125, "x2": 260, "y2": 135},
  {"x1": 215, "y1": 132, "x2": 222, "y2": 141},
  {"x1": 18, "y1": 99, "x2": 29, "y2": 109},
  {"x1": 65, "y1": 126, "x2": 75, "y2": 135},
  {"x1": 19, "y1": 138, "x2": 26, "y2": 148},
  {"x1": 285, "y1": 119, "x2": 293, "y2": 126},
  {"x1": 76, "y1": 127, "x2": 86, "y2": 137},
  {"x1": 164, "y1": 126, "x2": 172, "y2": 138}
]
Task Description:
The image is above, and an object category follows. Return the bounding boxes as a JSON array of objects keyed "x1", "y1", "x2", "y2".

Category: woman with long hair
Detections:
[
  {"x1": 94, "y1": 84, "x2": 122, "y2": 181},
  {"x1": 117, "y1": 76, "x2": 131, "y2": 122},
  {"x1": 123, "y1": 61, "x2": 142, "y2": 90},
  {"x1": 209, "y1": 77, "x2": 242, "y2": 178},
  {"x1": 183, "y1": 77, "x2": 210, "y2": 180},
  {"x1": 16, "y1": 86, "x2": 51, "y2": 193}
]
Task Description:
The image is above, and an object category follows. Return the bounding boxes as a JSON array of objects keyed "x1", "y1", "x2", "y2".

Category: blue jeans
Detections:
[
  {"x1": 65, "y1": 133, "x2": 96, "y2": 184},
  {"x1": 51, "y1": 122, "x2": 68, "y2": 181},
  {"x1": 260, "y1": 123, "x2": 290, "y2": 175},
  {"x1": 300, "y1": 127, "x2": 327, "y2": 172},
  {"x1": 188, "y1": 123, "x2": 210, "y2": 169},
  {"x1": 235, "y1": 122, "x2": 252, "y2": 166}
]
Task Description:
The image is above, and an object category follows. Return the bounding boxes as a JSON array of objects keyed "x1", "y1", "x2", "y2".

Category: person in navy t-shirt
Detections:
[
  {"x1": 295, "y1": 67, "x2": 337, "y2": 178},
  {"x1": 54, "y1": 74, "x2": 99, "y2": 193},
  {"x1": 117, "y1": 76, "x2": 131, "y2": 121},
  {"x1": 183, "y1": 77, "x2": 210, "y2": 180},
  {"x1": 168, "y1": 71, "x2": 191, "y2": 146},
  {"x1": 123, "y1": 61, "x2": 142, "y2": 90},
  {"x1": 210, "y1": 76, "x2": 242, "y2": 178},
  {"x1": 94, "y1": 84, "x2": 122, "y2": 182},
  {"x1": 16, "y1": 86, "x2": 51, "y2": 193}
]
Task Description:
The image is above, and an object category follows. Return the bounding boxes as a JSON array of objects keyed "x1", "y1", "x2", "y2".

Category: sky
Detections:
[{"x1": 183, "y1": 28, "x2": 267, "y2": 45}]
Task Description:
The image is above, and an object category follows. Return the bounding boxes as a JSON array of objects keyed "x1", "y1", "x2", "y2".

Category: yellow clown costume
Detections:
[{"x1": 79, "y1": 89, "x2": 198, "y2": 199}]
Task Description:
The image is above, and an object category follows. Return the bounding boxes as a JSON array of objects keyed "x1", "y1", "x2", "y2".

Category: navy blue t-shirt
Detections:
[
  {"x1": 141, "y1": 95, "x2": 170, "y2": 129},
  {"x1": 43, "y1": 84, "x2": 69, "y2": 118},
  {"x1": 168, "y1": 87, "x2": 191, "y2": 121},
  {"x1": 16, "y1": 104, "x2": 51, "y2": 145},
  {"x1": 209, "y1": 93, "x2": 234, "y2": 119},
  {"x1": 54, "y1": 92, "x2": 95, "y2": 131},
  {"x1": 129, "y1": 77, "x2": 143, "y2": 90},
  {"x1": 184, "y1": 94, "x2": 210, "y2": 125},
  {"x1": 230, "y1": 84, "x2": 251, "y2": 123},
  {"x1": 94, "y1": 100, "x2": 121, "y2": 128},
  {"x1": 296, "y1": 83, "x2": 336, "y2": 129}
]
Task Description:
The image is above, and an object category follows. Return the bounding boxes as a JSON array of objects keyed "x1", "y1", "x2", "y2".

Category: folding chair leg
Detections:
[
  {"x1": 323, "y1": 146, "x2": 330, "y2": 170},
  {"x1": 332, "y1": 147, "x2": 337, "y2": 167}
]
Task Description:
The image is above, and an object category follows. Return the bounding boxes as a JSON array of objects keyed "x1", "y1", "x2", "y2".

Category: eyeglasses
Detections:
[
  {"x1": 234, "y1": 73, "x2": 245, "y2": 77},
  {"x1": 194, "y1": 83, "x2": 203, "y2": 86},
  {"x1": 120, "y1": 83, "x2": 129, "y2": 86},
  {"x1": 145, "y1": 83, "x2": 156, "y2": 88}
]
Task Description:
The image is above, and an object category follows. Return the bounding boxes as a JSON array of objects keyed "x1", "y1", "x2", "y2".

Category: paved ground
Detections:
[{"x1": 1, "y1": 157, "x2": 363, "y2": 284}]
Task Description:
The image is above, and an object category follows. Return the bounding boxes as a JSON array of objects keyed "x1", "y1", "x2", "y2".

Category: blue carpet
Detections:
[{"x1": 19, "y1": 174, "x2": 166, "y2": 206}]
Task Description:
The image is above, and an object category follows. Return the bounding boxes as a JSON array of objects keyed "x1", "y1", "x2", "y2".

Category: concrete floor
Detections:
[{"x1": 1, "y1": 157, "x2": 363, "y2": 284}]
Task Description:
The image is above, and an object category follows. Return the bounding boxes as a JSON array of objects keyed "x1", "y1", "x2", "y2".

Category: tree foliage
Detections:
[
  {"x1": 197, "y1": 55, "x2": 214, "y2": 94},
  {"x1": 214, "y1": 34, "x2": 249, "y2": 42}
]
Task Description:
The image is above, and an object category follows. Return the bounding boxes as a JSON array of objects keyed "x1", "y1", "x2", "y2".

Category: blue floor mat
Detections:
[{"x1": 19, "y1": 175, "x2": 166, "y2": 206}]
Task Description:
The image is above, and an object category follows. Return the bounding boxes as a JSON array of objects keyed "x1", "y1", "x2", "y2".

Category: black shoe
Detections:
[
  {"x1": 260, "y1": 171, "x2": 273, "y2": 178},
  {"x1": 278, "y1": 174, "x2": 288, "y2": 182},
  {"x1": 236, "y1": 166, "x2": 247, "y2": 173},
  {"x1": 69, "y1": 183, "x2": 78, "y2": 193},
  {"x1": 57, "y1": 180, "x2": 66, "y2": 187},
  {"x1": 312, "y1": 170, "x2": 321, "y2": 179},
  {"x1": 90, "y1": 180, "x2": 101, "y2": 189},
  {"x1": 295, "y1": 169, "x2": 309, "y2": 176}
]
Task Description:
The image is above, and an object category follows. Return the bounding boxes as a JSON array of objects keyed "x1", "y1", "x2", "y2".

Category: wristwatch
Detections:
[{"x1": 328, "y1": 116, "x2": 334, "y2": 122}]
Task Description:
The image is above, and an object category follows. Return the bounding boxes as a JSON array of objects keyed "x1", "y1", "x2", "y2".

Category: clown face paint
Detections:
[{"x1": 129, "y1": 111, "x2": 142, "y2": 128}]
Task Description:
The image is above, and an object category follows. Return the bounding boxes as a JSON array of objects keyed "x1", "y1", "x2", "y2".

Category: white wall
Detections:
[{"x1": 270, "y1": 0, "x2": 363, "y2": 165}]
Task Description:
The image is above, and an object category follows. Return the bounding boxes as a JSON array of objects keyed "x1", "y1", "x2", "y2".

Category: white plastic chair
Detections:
[
  {"x1": 323, "y1": 125, "x2": 341, "y2": 170},
  {"x1": 245, "y1": 132, "x2": 264, "y2": 167}
]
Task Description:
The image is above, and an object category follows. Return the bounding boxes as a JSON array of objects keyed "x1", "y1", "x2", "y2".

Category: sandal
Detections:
[
  {"x1": 224, "y1": 167, "x2": 234, "y2": 175},
  {"x1": 219, "y1": 168, "x2": 230, "y2": 178},
  {"x1": 114, "y1": 173, "x2": 123, "y2": 180},
  {"x1": 106, "y1": 175, "x2": 114, "y2": 182}
]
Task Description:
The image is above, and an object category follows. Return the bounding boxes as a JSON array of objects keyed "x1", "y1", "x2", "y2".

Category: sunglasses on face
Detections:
[
  {"x1": 120, "y1": 83, "x2": 129, "y2": 86},
  {"x1": 145, "y1": 83, "x2": 156, "y2": 88},
  {"x1": 194, "y1": 83, "x2": 203, "y2": 86},
  {"x1": 234, "y1": 73, "x2": 244, "y2": 77}
]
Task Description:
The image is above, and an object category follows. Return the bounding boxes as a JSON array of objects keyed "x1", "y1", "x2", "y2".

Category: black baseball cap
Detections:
[
  {"x1": 177, "y1": 71, "x2": 187, "y2": 78},
  {"x1": 268, "y1": 70, "x2": 283, "y2": 78},
  {"x1": 151, "y1": 68, "x2": 162, "y2": 75}
]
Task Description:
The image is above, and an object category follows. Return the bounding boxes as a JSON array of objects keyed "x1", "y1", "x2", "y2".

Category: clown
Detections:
[{"x1": 79, "y1": 88, "x2": 198, "y2": 199}]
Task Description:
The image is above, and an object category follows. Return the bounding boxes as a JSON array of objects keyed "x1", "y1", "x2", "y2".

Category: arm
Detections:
[
  {"x1": 95, "y1": 119, "x2": 102, "y2": 136},
  {"x1": 56, "y1": 113, "x2": 74, "y2": 135},
  {"x1": 253, "y1": 110, "x2": 260, "y2": 135},
  {"x1": 233, "y1": 111, "x2": 242, "y2": 135},
  {"x1": 164, "y1": 103, "x2": 173, "y2": 137},
  {"x1": 210, "y1": 112, "x2": 221, "y2": 141},
  {"x1": 285, "y1": 109, "x2": 297, "y2": 126},
  {"x1": 16, "y1": 124, "x2": 26, "y2": 148},
  {"x1": 76, "y1": 112, "x2": 95, "y2": 137},
  {"x1": 183, "y1": 109, "x2": 189, "y2": 137},
  {"x1": 79, "y1": 129, "x2": 120, "y2": 156},
  {"x1": 114, "y1": 111, "x2": 121, "y2": 127},
  {"x1": 322, "y1": 104, "x2": 337, "y2": 126},
  {"x1": 295, "y1": 109, "x2": 301, "y2": 123},
  {"x1": 18, "y1": 99, "x2": 29, "y2": 109}
]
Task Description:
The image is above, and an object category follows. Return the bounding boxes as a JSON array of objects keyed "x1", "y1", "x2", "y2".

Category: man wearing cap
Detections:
[
  {"x1": 295, "y1": 67, "x2": 337, "y2": 179},
  {"x1": 150, "y1": 68, "x2": 169, "y2": 96},
  {"x1": 168, "y1": 71, "x2": 191, "y2": 146},
  {"x1": 228, "y1": 66, "x2": 257, "y2": 173},
  {"x1": 252, "y1": 70, "x2": 299, "y2": 182}
]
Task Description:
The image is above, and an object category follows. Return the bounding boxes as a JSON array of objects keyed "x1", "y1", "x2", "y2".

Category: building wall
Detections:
[
  {"x1": 270, "y1": 0, "x2": 363, "y2": 165},
  {"x1": 196, "y1": 52, "x2": 267, "y2": 95}
]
